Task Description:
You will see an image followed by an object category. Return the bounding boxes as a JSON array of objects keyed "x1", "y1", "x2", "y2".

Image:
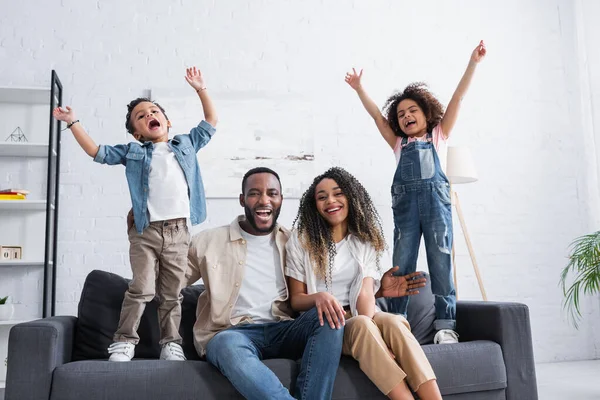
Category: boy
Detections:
[{"x1": 53, "y1": 67, "x2": 217, "y2": 361}]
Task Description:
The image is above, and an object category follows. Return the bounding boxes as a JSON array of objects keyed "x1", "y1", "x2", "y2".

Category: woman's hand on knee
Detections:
[{"x1": 314, "y1": 292, "x2": 345, "y2": 329}]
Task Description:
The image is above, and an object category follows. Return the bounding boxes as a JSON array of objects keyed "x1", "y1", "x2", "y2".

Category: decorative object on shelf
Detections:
[
  {"x1": 0, "y1": 246, "x2": 22, "y2": 260},
  {"x1": 5, "y1": 126, "x2": 28, "y2": 142},
  {"x1": 0, "y1": 296, "x2": 14, "y2": 321}
]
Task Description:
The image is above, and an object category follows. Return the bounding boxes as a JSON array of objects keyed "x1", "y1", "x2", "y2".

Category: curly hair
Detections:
[
  {"x1": 125, "y1": 97, "x2": 169, "y2": 137},
  {"x1": 292, "y1": 167, "x2": 386, "y2": 289},
  {"x1": 382, "y1": 82, "x2": 445, "y2": 138}
]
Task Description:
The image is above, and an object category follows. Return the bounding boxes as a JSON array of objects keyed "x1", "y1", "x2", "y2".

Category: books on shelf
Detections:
[
  {"x1": 0, "y1": 194, "x2": 26, "y2": 200},
  {"x1": 0, "y1": 188, "x2": 29, "y2": 200},
  {"x1": 0, "y1": 188, "x2": 30, "y2": 195}
]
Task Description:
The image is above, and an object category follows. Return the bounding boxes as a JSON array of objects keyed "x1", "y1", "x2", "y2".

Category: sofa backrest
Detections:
[
  {"x1": 73, "y1": 269, "x2": 435, "y2": 361},
  {"x1": 73, "y1": 270, "x2": 203, "y2": 361}
]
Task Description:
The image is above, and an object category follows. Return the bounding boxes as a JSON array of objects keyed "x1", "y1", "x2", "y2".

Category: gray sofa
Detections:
[{"x1": 5, "y1": 270, "x2": 538, "y2": 399}]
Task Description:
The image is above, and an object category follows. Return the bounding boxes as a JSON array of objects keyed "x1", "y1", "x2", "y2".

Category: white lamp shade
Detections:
[{"x1": 446, "y1": 146, "x2": 478, "y2": 184}]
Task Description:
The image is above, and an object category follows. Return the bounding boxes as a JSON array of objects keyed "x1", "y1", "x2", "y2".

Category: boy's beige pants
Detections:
[
  {"x1": 114, "y1": 218, "x2": 190, "y2": 345},
  {"x1": 342, "y1": 312, "x2": 436, "y2": 395}
]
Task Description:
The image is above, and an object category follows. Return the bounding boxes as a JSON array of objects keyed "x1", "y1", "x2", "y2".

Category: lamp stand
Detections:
[{"x1": 450, "y1": 187, "x2": 488, "y2": 301}]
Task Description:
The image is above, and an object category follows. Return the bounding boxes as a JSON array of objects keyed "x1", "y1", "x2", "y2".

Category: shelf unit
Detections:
[{"x1": 0, "y1": 71, "x2": 62, "y2": 318}]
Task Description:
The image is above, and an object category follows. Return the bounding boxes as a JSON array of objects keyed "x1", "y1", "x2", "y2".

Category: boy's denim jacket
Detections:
[{"x1": 93, "y1": 120, "x2": 215, "y2": 233}]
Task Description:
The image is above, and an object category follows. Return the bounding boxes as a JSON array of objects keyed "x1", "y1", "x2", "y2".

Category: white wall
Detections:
[{"x1": 0, "y1": 0, "x2": 598, "y2": 363}]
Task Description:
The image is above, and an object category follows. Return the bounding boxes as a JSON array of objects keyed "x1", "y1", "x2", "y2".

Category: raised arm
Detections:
[
  {"x1": 356, "y1": 277, "x2": 376, "y2": 318},
  {"x1": 53, "y1": 107, "x2": 99, "y2": 157},
  {"x1": 345, "y1": 68, "x2": 397, "y2": 149},
  {"x1": 440, "y1": 40, "x2": 487, "y2": 138},
  {"x1": 288, "y1": 277, "x2": 345, "y2": 329},
  {"x1": 185, "y1": 67, "x2": 218, "y2": 127}
]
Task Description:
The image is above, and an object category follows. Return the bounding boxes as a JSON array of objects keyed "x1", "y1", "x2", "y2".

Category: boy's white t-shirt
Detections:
[
  {"x1": 393, "y1": 124, "x2": 448, "y2": 173},
  {"x1": 147, "y1": 142, "x2": 190, "y2": 222},
  {"x1": 315, "y1": 236, "x2": 359, "y2": 307},
  {"x1": 232, "y1": 230, "x2": 287, "y2": 323}
]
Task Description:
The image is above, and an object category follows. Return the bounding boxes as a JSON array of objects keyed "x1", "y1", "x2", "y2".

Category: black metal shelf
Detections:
[{"x1": 0, "y1": 71, "x2": 62, "y2": 318}]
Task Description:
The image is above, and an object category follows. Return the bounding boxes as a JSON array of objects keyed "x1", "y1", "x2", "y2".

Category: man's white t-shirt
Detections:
[{"x1": 232, "y1": 229, "x2": 287, "y2": 323}]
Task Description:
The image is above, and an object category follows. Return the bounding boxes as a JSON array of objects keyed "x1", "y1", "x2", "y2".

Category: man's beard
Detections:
[{"x1": 244, "y1": 205, "x2": 281, "y2": 234}]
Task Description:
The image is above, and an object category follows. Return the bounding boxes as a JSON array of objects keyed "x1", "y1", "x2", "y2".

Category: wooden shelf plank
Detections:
[
  {"x1": 0, "y1": 200, "x2": 47, "y2": 211},
  {"x1": 0, "y1": 142, "x2": 49, "y2": 158},
  {"x1": 0, "y1": 319, "x2": 36, "y2": 326},
  {"x1": 0, "y1": 87, "x2": 51, "y2": 104},
  {"x1": 0, "y1": 260, "x2": 47, "y2": 267}
]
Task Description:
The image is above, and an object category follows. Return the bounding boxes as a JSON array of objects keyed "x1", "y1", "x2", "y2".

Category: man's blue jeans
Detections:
[{"x1": 206, "y1": 307, "x2": 344, "y2": 400}]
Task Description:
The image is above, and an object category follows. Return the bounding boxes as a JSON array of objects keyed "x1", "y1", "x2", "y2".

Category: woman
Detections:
[{"x1": 285, "y1": 167, "x2": 442, "y2": 400}]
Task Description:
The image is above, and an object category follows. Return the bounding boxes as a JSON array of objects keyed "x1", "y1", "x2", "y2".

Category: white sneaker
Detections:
[
  {"x1": 160, "y1": 342, "x2": 186, "y2": 361},
  {"x1": 108, "y1": 342, "x2": 135, "y2": 362},
  {"x1": 434, "y1": 329, "x2": 459, "y2": 344}
]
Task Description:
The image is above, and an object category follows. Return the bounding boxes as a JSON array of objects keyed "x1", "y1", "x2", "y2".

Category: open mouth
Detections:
[
  {"x1": 254, "y1": 208, "x2": 273, "y2": 221},
  {"x1": 148, "y1": 119, "x2": 161, "y2": 130},
  {"x1": 325, "y1": 206, "x2": 342, "y2": 215},
  {"x1": 405, "y1": 120, "x2": 416, "y2": 128}
]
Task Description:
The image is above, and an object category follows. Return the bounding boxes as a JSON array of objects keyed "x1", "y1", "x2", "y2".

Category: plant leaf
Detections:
[{"x1": 559, "y1": 231, "x2": 600, "y2": 328}]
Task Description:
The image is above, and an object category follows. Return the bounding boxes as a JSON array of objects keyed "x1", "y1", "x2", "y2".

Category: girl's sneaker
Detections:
[
  {"x1": 108, "y1": 342, "x2": 135, "y2": 362},
  {"x1": 434, "y1": 329, "x2": 459, "y2": 344}
]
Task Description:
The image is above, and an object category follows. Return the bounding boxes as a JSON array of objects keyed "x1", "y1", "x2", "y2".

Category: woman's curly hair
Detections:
[
  {"x1": 292, "y1": 167, "x2": 386, "y2": 289},
  {"x1": 383, "y1": 82, "x2": 445, "y2": 138}
]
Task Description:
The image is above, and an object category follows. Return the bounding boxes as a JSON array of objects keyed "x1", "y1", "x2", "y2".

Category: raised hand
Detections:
[
  {"x1": 379, "y1": 268, "x2": 427, "y2": 298},
  {"x1": 52, "y1": 106, "x2": 76, "y2": 124},
  {"x1": 314, "y1": 291, "x2": 346, "y2": 329},
  {"x1": 344, "y1": 68, "x2": 363, "y2": 91},
  {"x1": 471, "y1": 40, "x2": 487, "y2": 63},
  {"x1": 185, "y1": 66, "x2": 207, "y2": 92}
]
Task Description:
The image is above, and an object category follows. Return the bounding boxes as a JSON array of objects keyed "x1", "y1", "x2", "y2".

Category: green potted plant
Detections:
[
  {"x1": 560, "y1": 231, "x2": 600, "y2": 328},
  {"x1": 0, "y1": 295, "x2": 14, "y2": 321}
]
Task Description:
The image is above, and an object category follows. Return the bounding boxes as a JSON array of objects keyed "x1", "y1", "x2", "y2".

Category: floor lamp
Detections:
[{"x1": 445, "y1": 146, "x2": 487, "y2": 301}]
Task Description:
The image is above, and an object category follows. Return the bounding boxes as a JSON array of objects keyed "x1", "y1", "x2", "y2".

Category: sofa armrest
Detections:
[
  {"x1": 5, "y1": 316, "x2": 77, "y2": 400},
  {"x1": 456, "y1": 301, "x2": 538, "y2": 400}
]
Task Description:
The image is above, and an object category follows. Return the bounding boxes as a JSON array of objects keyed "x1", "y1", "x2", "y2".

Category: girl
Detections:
[
  {"x1": 344, "y1": 41, "x2": 487, "y2": 344},
  {"x1": 286, "y1": 167, "x2": 442, "y2": 400}
]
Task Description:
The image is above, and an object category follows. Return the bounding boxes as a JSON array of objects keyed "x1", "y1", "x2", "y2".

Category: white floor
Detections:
[
  {"x1": 0, "y1": 360, "x2": 598, "y2": 399},
  {"x1": 536, "y1": 360, "x2": 600, "y2": 400}
]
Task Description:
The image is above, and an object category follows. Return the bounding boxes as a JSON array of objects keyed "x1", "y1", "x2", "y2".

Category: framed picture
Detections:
[{"x1": 0, "y1": 245, "x2": 23, "y2": 260}]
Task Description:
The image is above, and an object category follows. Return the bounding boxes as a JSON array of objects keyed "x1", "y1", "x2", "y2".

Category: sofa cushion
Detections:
[
  {"x1": 50, "y1": 359, "x2": 297, "y2": 400},
  {"x1": 376, "y1": 272, "x2": 435, "y2": 345},
  {"x1": 331, "y1": 341, "x2": 506, "y2": 398},
  {"x1": 72, "y1": 270, "x2": 203, "y2": 361},
  {"x1": 424, "y1": 340, "x2": 507, "y2": 395}
]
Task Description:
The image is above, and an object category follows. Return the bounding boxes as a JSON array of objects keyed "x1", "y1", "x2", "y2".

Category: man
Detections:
[
  {"x1": 182, "y1": 167, "x2": 426, "y2": 400},
  {"x1": 184, "y1": 167, "x2": 341, "y2": 399}
]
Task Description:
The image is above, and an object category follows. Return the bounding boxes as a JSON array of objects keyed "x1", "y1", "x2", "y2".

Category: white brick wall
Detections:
[{"x1": 1, "y1": 0, "x2": 599, "y2": 363}]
